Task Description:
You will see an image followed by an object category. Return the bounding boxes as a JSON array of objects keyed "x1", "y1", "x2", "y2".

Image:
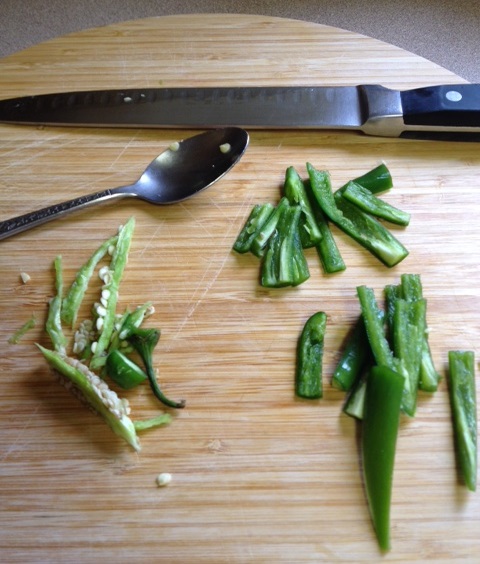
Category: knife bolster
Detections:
[{"x1": 359, "y1": 85, "x2": 404, "y2": 137}]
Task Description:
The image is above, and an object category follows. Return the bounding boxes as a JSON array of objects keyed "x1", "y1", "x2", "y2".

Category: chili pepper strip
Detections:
[
  {"x1": 91, "y1": 217, "x2": 135, "y2": 369},
  {"x1": 283, "y1": 165, "x2": 322, "y2": 248},
  {"x1": 448, "y1": 350, "x2": 477, "y2": 492},
  {"x1": 336, "y1": 163, "x2": 393, "y2": 196},
  {"x1": 61, "y1": 234, "x2": 118, "y2": 327},
  {"x1": 295, "y1": 312, "x2": 327, "y2": 399},
  {"x1": 307, "y1": 163, "x2": 408, "y2": 267},
  {"x1": 233, "y1": 203, "x2": 275, "y2": 254},
  {"x1": 342, "y1": 182, "x2": 410, "y2": 226}
]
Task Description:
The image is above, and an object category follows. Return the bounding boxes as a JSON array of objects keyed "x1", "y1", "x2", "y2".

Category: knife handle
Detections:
[
  {"x1": 401, "y1": 84, "x2": 480, "y2": 127},
  {"x1": 361, "y1": 84, "x2": 480, "y2": 140}
]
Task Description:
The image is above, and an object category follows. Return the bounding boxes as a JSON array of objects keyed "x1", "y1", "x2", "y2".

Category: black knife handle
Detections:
[{"x1": 401, "y1": 84, "x2": 480, "y2": 127}]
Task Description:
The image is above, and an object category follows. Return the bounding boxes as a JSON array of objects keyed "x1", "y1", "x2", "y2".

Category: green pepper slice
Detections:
[
  {"x1": 106, "y1": 349, "x2": 147, "y2": 389},
  {"x1": 338, "y1": 163, "x2": 393, "y2": 196},
  {"x1": 448, "y1": 350, "x2": 477, "y2": 492},
  {"x1": 362, "y1": 364, "x2": 404, "y2": 551},
  {"x1": 295, "y1": 312, "x2": 327, "y2": 399},
  {"x1": 261, "y1": 203, "x2": 309, "y2": 288},
  {"x1": 232, "y1": 203, "x2": 275, "y2": 254},
  {"x1": 283, "y1": 166, "x2": 322, "y2": 248},
  {"x1": 342, "y1": 182, "x2": 410, "y2": 226},
  {"x1": 251, "y1": 197, "x2": 290, "y2": 257},
  {"x1": 307, "y1": 163, "x2": 408, "y2": 267},
  {"x1": 332, "y1": 316, "x2": 372, "y2": 392},
  {"x1": 128, "y1": 328, "x2": 186, "y2": 409}
]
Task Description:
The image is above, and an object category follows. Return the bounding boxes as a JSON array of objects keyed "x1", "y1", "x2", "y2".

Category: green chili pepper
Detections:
[
  {"x1": 384, "y1": 284, "x2": 402, "y2": 345},
  {"x1": 392, "y1": 298, "x2": 426, "y2": 416},
  {"x1": 332, "y1": 316, "x2": 372, "y2": 392},
  {"x1": 295, "y1": 312, "x2": 327, "y2": 399},
  {"x1": 305, "y1": 178, "x2": 345, "y2": 274},
  {"x1": 133, "y1": 414, "x2": 172, "y2": 432},
  {"x1": 46, "y1": 255, "x2": 68, "y2": 354},
  {"x1": 307, "y1": 163, "x2": 408, "y2": 267},
  {"x1": 342, "y1": 182, "x2": 410, "y2": 226},
  {"x1": 91, "y1": 217, "x2": 135, "y2": 369},
  {"x1": 232, "y1": 203, "x2": 275, "y2": 254},
  {"x1": 399, "y1": 274, "x2": 440, "y2": 392},
  {"x1": 37, "y1": 345, "x2": 142, "y2": 451},
  {"x1": 283, "y1": 166, "x2": 322, "y2": 248},
  {"x1": 343, "y1": 370, "x2": 368, "y2": 420},
  {"x1": 251, "y1": 197, "x2": 290, "y2": 257},
  {"x1": 8, "y1": 314, "x2": 36, "y2": 344},
  {"x1": 260, "y1": 203, "x2": 310, "y2": 288},
  {"x1": 107, "y1": 302, "x2": 153, "y2": 355},
  {"x1": 337, "y1": 163, "x2": 393, "y2": 196},
  {"x1": 313, "y1": 207, "x2": 346, "y2": 274},
  {"x1": 356, "y1": 285, "x2": 395, "y2": 369},
  {"x1": 448, "y1": 350, "x2": 477, "y2": 492},
  {"x1": 61, "y1": 234, "x2": 118, "y2": 327},
  {"x1": 128, "y1": 328, "x2": 186, "y2": 409},
  {"x1": 362, "y1": 364, "x2": 404, "y2": 552},
  {"x1": 106, "y1": 349, "x2": 147, "y2": 389}
]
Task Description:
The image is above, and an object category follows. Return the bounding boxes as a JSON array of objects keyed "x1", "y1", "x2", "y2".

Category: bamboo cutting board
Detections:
[{"x1": 0, "y1": 14, "x2": 479, "y2": 563}]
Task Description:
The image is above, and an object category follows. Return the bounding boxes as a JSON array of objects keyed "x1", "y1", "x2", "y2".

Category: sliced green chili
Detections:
[
  {"x1": 307, "y1": 163, "x2": 408, "y2": 267},
  {"x1": 128, "y1": 328, "x2": 186, "y2": 409},
  {"x1": 251, "y1": 197, "x2": 290, "y2": 257},
  {"x1": 61, "y1": 235, "x2": 118, "y2": 327},
  {"x1": 46, "y1": 255, "x2": 68, "y2": 354},
  {"x1": 8, "y1": 314, "x2": 36, "y2": 344},
  {"x1": 332, "y1": 316, "x2": 371, "y2": 392},
  {"x1": 290, "y1": 231, "x2": 311, "y2": 287},
  {"x1": 106, "y1": 349, "x2": 147, "y2": 389},
  {"x1": 314, "y1": 210, "x2": 346, "y2": 274},
  {"x1": 232, "y1": 203, "x2": 275, "y2": 254},
  {"x1": 260, "y1": 203, "x2": 309, "y2": 288},
  {"x1": 90, "y1": 217, "x2": 135, "y2": 369},
  {"x1": 384, "y1": 283, "x2": 402, "y2": 345},
  {"x1": 400, "y1": 274, "x2": 440, "y2": 392},
  {"x1": 342, "y1": 182, "x2": 410, "y2": 226},
  {"x1": 343, "y1": 370, "x2": 368, "y2": 420},
  {"x1": 133, "y1": 413, "x2": 172, "y2": 432},
  {"x1": 356, "y1": 285, "x2": 395, "y2": 369},
  {"x1": 448, "y1": 350, "x2": 477, "y2": 492},
  {"x1": 107, "y1": 301, "x2": 153, "y2": 355},
  {"x1": 362, "y1": 364, "x2": 404, "y2": 552},
  {"x1": 295, "y1": 312, "x2": 327, "y2": 399},
  {"x1": 37, "y1": 344, "x2": 141, "y2": 451},
  {"x1": 283, "y1": 166, "x2": 322, "y2": 248},
  {"x1": 392, "y1": 298, "x2": 426, "y2": 416},
  {"x1": 339, "y1": 163, "x2": 393, "y2": 196},
  {"x1": 306, "y1": 179, "x2": 345, "y2": 274}
]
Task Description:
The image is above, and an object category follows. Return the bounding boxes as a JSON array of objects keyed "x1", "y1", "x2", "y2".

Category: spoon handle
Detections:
[{"x1": 0, "y1": 188, "x2": 128, "y2": 241}]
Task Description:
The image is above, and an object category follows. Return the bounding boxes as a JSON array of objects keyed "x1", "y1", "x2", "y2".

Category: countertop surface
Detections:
[{"x1": 1, "y1": 0, "x2": 480, "y2": 83}]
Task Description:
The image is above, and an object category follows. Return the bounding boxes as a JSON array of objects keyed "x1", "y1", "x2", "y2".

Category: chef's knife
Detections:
[{"x1": 1, "y1": 84, "x2": 480, "y2": 139}]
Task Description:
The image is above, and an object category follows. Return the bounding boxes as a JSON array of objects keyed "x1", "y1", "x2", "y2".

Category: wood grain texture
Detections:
[{"x1": 0, "y1": 14, "x2": 478, "y2": 563}]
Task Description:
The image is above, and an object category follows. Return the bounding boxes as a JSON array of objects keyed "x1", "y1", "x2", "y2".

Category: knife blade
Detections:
[{"x1": 1, "y1": 84, "x2": 480, "y2": 140}]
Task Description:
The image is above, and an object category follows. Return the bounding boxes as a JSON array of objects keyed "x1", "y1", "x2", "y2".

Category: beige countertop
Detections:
[{"x1": 1, "y1": 0, "x2": 479, "y2": 82}]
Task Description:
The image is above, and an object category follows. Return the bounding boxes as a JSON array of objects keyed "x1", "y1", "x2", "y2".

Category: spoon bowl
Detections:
[
  {"x1": 117, "y1": 127, "x2": 249, "y2": 204},
  {"x1": 0, "y1": 127, "x2": 249, "y2": 240}
]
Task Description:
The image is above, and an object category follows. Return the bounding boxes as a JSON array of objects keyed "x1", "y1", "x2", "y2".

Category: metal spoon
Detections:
[{"x1": 0, "y1": 127, "x2": 249, "y2": 241}]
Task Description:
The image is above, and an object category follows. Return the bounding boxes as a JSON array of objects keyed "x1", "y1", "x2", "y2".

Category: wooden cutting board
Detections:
[{"x1": 0, "y1": 14, "x2": 478, "y2": 563}]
